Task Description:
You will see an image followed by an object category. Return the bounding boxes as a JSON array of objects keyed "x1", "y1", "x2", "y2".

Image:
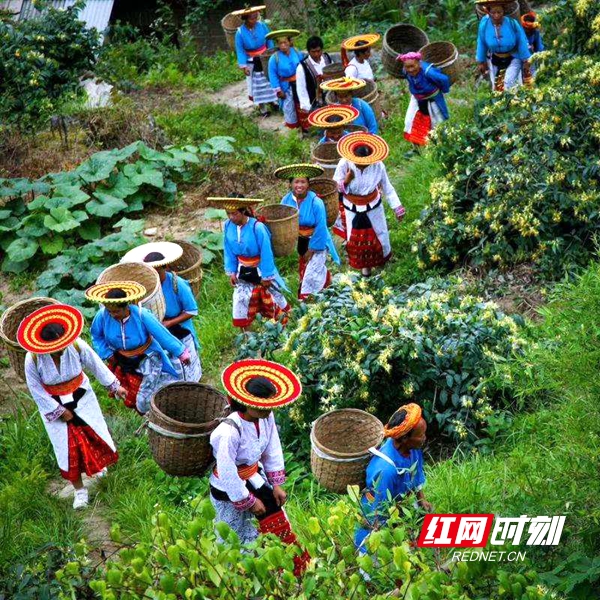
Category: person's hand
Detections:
[
  {"x1": 478, "y1": 62, "x2": 488, "y2": 76},
  {"x1": 419, "y1": 499, "x2": 433, "y2": 513},
  {"x1": 162, "y1": 318, "x2": 174, "y2": 329},
  {"x1": 272, "y1": 485, "x2": 287, "y2": 507},
  {"x1": 277, "y1": 90, "x2": 286, "y2": 99},
  {"x1": 394, "y1": 206, "x2": 406, "y2": 222},
  {"x1": 229, "y1": 273, "x2": 238, "y2": 287},
  {"x1": 249, "y1": 498, "x2": 267, "y2": 517},
  {"x1": 243, "y1": 66, "x2": 251, "y2": 77},
  {"x1": 179, "y1": 348, "x2": 191, "y2": 365},
  {"x1": 344, "y1": 169, "x2": 355, "y2": 186},
  {"x1": 522, "y1": 60, "x2": 531, "y2": 77},
  {"x1": 61, "y1": 408, "x2": 74, "y2": 422},
  {"x1": 261, "y1": 279, "x2": 273, "y2": 288},
  {"x1": 115, "y1": 386, "x2": 128, "y2": 400}
]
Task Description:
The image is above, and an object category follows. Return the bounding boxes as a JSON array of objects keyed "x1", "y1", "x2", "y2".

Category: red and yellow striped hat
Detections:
[
  {"x1": 341, "y1": 33, "x2": 381, "y2": 51},
  {"x1": 222, "y1": 359, "x2": 302, "y2": 409},
  {"x1": 337, "y1": 132, "x2": 389, "y2": 165},
  {"x1": 85, "y1": 281, "x2": 147, "y2": 304},
  {"x1": 308, "y1": 104, "x2": 359, "y2": 129},
  {"x1": 17, "y1": 304, "x2": 83, "y2": 354},
  {"x1": 320, "y1": 76, "x2": 367, "y2": 93}
]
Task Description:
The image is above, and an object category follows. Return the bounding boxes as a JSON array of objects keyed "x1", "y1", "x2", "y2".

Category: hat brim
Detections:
[
  {"x1": 274, "y1": 163, "x2": 324, "y2": 180},
  {"x1": 231, "y1": 5, "x2": 266, "y2": 16},
  {"x1": 342, "y1": 33, "x2": 381, "y2": 51},
  {"x1": 320, "y1": 77, "x2": 367, "y2": 93},
  {"x1": 308, "y1": 104, "x2": 360, "y2": 128},
  {"x1": 17, "y1": 304, "x2": 84, "y2": 354},
  {"x1": 206, "y1": 197, "x2": 264, "y2": 211},
  {"x1": 85, "y1": 281, "x2": 147, "y2": 304},
  {"x1": 121, "y1": 242, "x2": 183, "y2": 268},
  {"x1": 266, "y1": 29, "x2": 301, "y2": 41},
  {"x1": 222, "y1": 359, "x2": 302, "y2": 409},
  {"x1": 337, "y1": 132, "x2": 390, "y2": 165}
]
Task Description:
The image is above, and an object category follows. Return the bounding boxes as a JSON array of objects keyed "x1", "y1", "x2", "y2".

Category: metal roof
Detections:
[{"x1": 19, "y1": 0, "x2": 115, "y2": 36}]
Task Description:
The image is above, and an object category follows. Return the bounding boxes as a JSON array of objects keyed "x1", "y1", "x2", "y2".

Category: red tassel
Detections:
[{"x1": 341, "y1": 47, "x2": 350, "y2": 68}]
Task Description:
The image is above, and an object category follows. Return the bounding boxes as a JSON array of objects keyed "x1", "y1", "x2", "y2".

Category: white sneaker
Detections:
[
  {"x1": 93, "y1": 468, "x2": 107, "y2": 479},
  {"x1": 73, "y1": 488, "x2": 89, "y2": 510}
]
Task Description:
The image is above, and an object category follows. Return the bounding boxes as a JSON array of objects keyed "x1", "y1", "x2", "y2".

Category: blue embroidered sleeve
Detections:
[
  {"x1": 515, "y1": 20, "x2": 532, "y2": 60},
  {"x1": 176, "y1": 276, "x2": 198, "y2": 314},
  {"x1": 90, "y1": 310, "x2": 112, "y2": 361},
  {"x1": 223, "y1": 221, "x2": 238, "y2": 275},
  {"x1": 360, "y1": 99, "x2": 379, "y2": 134},
  {"x1": 426, "y1": 65, "x2": 451, "y2": 93},
  {"x1": 235, "y1": 28, "x2": 248, "y2": 67},
  {"x1": 255, "y1": 222, "x2": 277, "y2": 280},
  {"x1": 476, "y1": 17, "x2": 489, "y2": 63},
  {"x1": 140, "y1": 308, "x2": 185, "y2": 357},
  {"x1": 268, "y1": 54, "x2": 281, "y2": 91},
  {"x1": 309, "y1": 196, "x2": 328, "y2": 252}
]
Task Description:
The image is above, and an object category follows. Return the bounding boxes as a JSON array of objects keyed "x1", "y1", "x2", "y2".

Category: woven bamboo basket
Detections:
[
  {"x1": 475, "y1": 1, "x2": 519, "y2": 20},
  {"x1": 254, "y1": 204, "x2": 299, "y2": 257},
  {"x1": 148, "y1": 382, "x2": 229, "y2": 477},
  {"x1": 311, "y1": 142, "x2": 340, "y2": 179},
  {"x1": 346, "y1": 124, "x2": 368, "y2": 133},
  {"x1": 0, "y1": 297, "x2": 61, "y2": 381},
  {"x1": 419, "y1": 41, "x2": 461, "y2": 84},
  {"x1": 326, "y1": 80, "x2": 381, "y2": 123},
  {"x1": 221, "y1": 12, "x2": 242, "y2": 51},
  {"x1": 171, "y1": 240, "x2": 203, "y2": 297},
  {"x1": 311, "y1": 409, "x2": 384, "y2": 494},
  {"x1": 382, "y1": 24, "x2": 429, "y2": 78},
  {"x1": 322, "y1": 62, "x2": 345, "y2": 81},
  {"x1": 97, "y1": 262, "x2": 166, "y2": 321},
  {"x1": 260, "y1": 47, "x2": 277, "y2": 81},
  {"x1": 310, "y1": 177, "x2": 339, "y2": 227}
]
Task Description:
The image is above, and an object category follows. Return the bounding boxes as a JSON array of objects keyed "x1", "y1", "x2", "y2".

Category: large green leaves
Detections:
[
  {"x1": 6, "y1": 237, "x2": 38, "y2": 262},
  {"x1": 86, "y1": 192, "x2": 128, "y2": 218},
  {"x1": 76, "y1": 152, "x2": 118, "y2": 183},
  {"x1": 122, "y1": 162, "x2": 164, "y2": 188},
  {"x1": 43, "y1": 207, "x2": 81, "y2": 232}
]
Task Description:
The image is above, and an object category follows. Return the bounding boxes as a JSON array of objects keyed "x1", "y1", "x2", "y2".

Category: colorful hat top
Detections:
[
  {"x1": 121, "y1": 241, "x2": 183, "y2": 268},
  {"x1": 320, "y1": 76, "x2": 367, "y2": 93},
  {"x1": 222, "y1": 359, "x2": 302, "y2": 409},
  {"x1": 308, "y1": 104, "x2": 359, "y2": 129},
  {"x1": 273, "y1": 163, "x2": 324, "y2": 180},
  {"x1": 266, "y1": 29, "x2": 301, "y2": 41},
  {"x1": 206, "y1": 197, "x2": 264, "y2": 211},
  {"x1": 383, "y1": 403, "x2": 423, "y2": 439},
  {"x1": 341, "y1": 33, "x2": 381, "y2": 51},
  {"x1": 231, "y1": 5, "x2": 266, "y2": 17},
  {"x1": 337, "y1": 132, "x2": 390, "y2": 165},
  {"x1": 85, "y1": 281, "x2": 147, "y2": 304},
  {"x1": 17, "y1": 304, "x2": 83, "y2": 355}
]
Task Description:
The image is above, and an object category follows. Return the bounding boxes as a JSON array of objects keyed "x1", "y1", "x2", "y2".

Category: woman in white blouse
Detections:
[
  {"x1": 341, "y1": 33, "x2": 380, "y2": 81},
  {"x1": 19, "y1": 304, "x2": 126, "y2": 509},
  {"x1": 333, "y1": 132, "x2": 405, "y2": 277},
  {"x1": 210, "y1": 359, "x2": 309, "y2": 576}
]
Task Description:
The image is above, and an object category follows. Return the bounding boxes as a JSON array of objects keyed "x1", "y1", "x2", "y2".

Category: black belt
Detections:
[
  {"x1": 210, "y1": 481, "x2": 280, "y2": 518},
  {"x1": 112, "y1": 352, "x2": 144, "y2": 373},
  {"x1": 167, "y1": 322, "x2": 189, "y2": 340},
  {"x1": 51, "y1": 388, "x2": 87, "y2": 426},
  {"x1": 239, "y1": 266, "x2": 262, "y2": 285}
]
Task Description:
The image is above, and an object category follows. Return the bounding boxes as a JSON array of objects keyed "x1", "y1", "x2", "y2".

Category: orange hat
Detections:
[
  {"x1": 383, "y1": 403, "x2": 423, "y2": 439},
  {"x1": 337, "y1": 132, "x2": 389, "y2": 165}
]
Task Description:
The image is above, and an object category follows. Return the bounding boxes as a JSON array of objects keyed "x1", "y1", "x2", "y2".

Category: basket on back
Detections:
[
  {"x1": 311, "y1": 142, "x2": 341, "y2": 179},
  {"x1": 97, "y1": 262, "x2": 166, "y2": 321},
  {"x1": 311, "y1": 409, "x2": 384, "y2": 494},
  {"x1": 322, "y1": 62, "x2": 345, "y2": 82},
  {"x1": 475, "y1": 0, "x2": 519, "y2": 20},
  {"x1": 382, "y1": 24, "x2": 429, "y2": 78},
  {"x1": 0, "y1": 297, "x2": 60, "y2": 381},
  {"x1": 148, "y1": 382, "x2": 229, "y2": 477},
  {"x1": 221, "y1": 12, "x2": 242, "y2": 51},
  {"x1": 310, "y1": 177, "x2": 339, "y2": 227},
  {"x1": 260, "y1": 48, "x2": 277, "y2": 82},
  {"x1": 419, "y1": 41, "x2": 460, "y2": 84},
  {"x1": 171, "y1": 240, "x2": 203, "y2": 297},
  {"x1": 254, "y1": 204, "x2": 299, "y2": 257}
]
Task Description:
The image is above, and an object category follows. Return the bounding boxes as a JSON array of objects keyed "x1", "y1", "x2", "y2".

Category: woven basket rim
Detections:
[
  {"x1": 311, "y1": 176, "x2": 338, "y2": 189},
  {"x1": 150, "y1": 382, "x2": 228, "y2": 432},
  {"x1": 255, "y1": 204, "x2": 299, "y2": 224},
  {"x1": 311, "y1": 142, "x2": 340, "y2": 162},
  {"x1": 0, "y1": 297, "x2": 60, "y2": 349},
  {"x1": 97, "y1": 262, "x2": 160, "y2": 299},
  {"x1": 221, "y1": 12, "x2": 242, "y2": 29},
  {"x1": 311, "y1": 408, "x2": 384, "y2": 459}
]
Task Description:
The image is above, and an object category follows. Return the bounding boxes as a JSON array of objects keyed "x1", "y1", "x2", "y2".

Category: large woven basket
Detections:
[
  {"x1": 148, "y1": 382, "x2": 229, "y2": 477},
  {"x1": 255, "y1": 204, "x2": 299, "y2": 257},
  {"x1": 311, "y1": 142, "x2": 340, "y2": 179},
  {"x1": 419, "y1": 41, "x2": 461, "y2": 84},
  {"x1": 382, "y1": 24, "x2": 429, "y2": 78},
  {"x1": 221, "y1": 12, "x2": 242, "y2": 51},
  {"x1": 326, "y1": 80, "x2": 381, "y2": 123},
  {"x1": 260, "y1": 47, "x2": 277, "y2": 81},
  {"x1": 322, "y1": 62, "x2": 345, "y2": 81},
  {"x1": 310, "y1": 409, "x2": 384, "y2": 494},
  {"x1": 475, "y1": 1, "x2": 519, "y2": 20},
  {"x1": 171, "y1": 240, "x2": 203, "y2": 297},
  {"x1": 310, "y1": 177, "x2": 339, "y2": 227},
  {"x1": 0, "y1": 297, "x2": 61, "y2": 381},
  {"x1": 98, "y1": 262, "x2": 166, "y2": 321}
]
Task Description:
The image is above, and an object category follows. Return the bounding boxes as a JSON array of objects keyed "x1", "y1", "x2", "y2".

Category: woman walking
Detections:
[
  {"x1": 333, "y1": 132, "x2": 404, "y2": 276},
  {"x1": 210, "y1": 358, "x2": 309, "y2": 576},
  {"x1": 234, "y1": 6, "x2": 278, "y2": 116},
  {"x1": 276, "y1": 163, "x2": 340, "y2": 299},
  {"x1": 267, "y1": 29, "x2": 303, "y2": 130},
  {"x1": 87, "y1": 282, "x2": 189, "y2": 414},
  {"x1": 398, "y1": 52, "x2": 451, "y2": 146},
  {"x1": 475, "y1": 0, "x2": 531, "y2": 91},
  {"x1": 321, "y1": 77, "x2": 378, "y2": 134},
  {"x1": 308, "y1": 104, "x2": 359, "y2": 144},
  {"x1": 20, "y1": 304, "x2": 124, "y2": 509},
  {"x1": 209, "y1": 196, "x2": 289, "y2": 330},
  {"x1": 341, "y1": 34, "x2": 380, "y2": 81},
  {"x1": 121, "y1": 241, "x2": 202, "y2": 383}
]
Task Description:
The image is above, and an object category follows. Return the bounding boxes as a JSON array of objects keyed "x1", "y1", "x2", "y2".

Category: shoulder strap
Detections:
[
  {"x1": 424, "y1": 63, "x2": 434, "y2": 76},
  {"x1": 220, "y1": 417, "x2": 242, "y2": 436},
  {"x1": 172, "y1": 272, "x2": 179, "y2": 295},
  {"x1": 368, "y1": 446, "x2": 397, "y2": 468}
]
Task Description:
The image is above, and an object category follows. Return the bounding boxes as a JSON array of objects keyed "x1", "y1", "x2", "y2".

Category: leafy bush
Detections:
[
  {"x1": 56, "y1": 497, "x2": 553, "y2": 600},
  {"x1": 0, "y1": 0, "x2": 99, "y2": 133},
  {"x1": 285, "y1": 275, "x2": 526, "y2": 444}
]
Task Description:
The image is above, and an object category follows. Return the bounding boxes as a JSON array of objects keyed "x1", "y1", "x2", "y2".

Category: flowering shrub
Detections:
[
  {"x1": 285, "y1": 275, "x2": 526, "y2": 444},
  {"x1": 0, "y1": 1, "x2": 99, "y2": 133}
]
